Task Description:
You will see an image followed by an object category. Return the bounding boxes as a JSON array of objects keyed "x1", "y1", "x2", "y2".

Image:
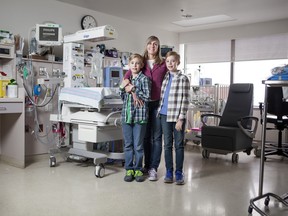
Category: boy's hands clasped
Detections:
[{"x1": 122, "y1": 79, "x2": 144, "y2": 107}]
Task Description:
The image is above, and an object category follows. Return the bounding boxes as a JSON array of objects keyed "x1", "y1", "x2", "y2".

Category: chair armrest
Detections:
[
  {"x1": 237, "y1": 116, "x2": 259, "y2": 139},
  {"x1": 201, "y1": 113, "x2": 222, "y2": 126}
]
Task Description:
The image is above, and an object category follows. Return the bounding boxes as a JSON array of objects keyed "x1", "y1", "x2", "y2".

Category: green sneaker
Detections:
[
  {"x1": 134, "y1": 170, "x2": 145, "y2": 182},
  {"x1": 124, "y1": 170, "x2": 134, "y2": 182}
]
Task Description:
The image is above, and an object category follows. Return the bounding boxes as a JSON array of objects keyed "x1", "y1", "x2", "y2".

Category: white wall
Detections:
[
  {"x1": 0, "y1": 0, "x2": 179, "y2": 156},
  {"x1": 0, "y1": 0, "x2": 179, "y2": 56}
]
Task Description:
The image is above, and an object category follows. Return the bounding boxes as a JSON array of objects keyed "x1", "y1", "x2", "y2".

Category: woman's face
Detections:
[{"x1": 146, "y1": 40, "x2": 159, "y2": 56}]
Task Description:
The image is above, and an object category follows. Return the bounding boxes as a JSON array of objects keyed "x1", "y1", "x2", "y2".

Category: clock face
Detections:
[{"x1": 81, "y1": 15, "x2": 97, "y2": 29}]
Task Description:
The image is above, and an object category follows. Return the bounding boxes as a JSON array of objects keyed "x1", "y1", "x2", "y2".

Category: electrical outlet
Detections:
[
  {"x1": 39, "y1": 67, "x2": 47, "y2": 76},
  {"x1": 52, "y1": 69, "x2": 60, "y2": 77}
]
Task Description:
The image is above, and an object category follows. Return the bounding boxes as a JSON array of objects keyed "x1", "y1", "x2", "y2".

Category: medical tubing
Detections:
[
  {"x1": 104, "y1": 110, "x2": 122, "y2": 124},
  {"x1": 23, "y1": 81, "x2": 59, "y2": 107},
  {"x1": 32, "y1": 105, "x2": 55, "y2": 146}
]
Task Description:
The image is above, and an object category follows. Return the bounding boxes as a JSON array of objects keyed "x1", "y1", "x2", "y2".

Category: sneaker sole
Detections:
[
  {"x1": 148, "y1": 177, "x2": 158, "y2": 181},
  {"x1": 176, "y1": 181, "x2": 184, "y2": 185},
  {"x1": 164, "y1": 179, "x2": 173, "y2": 183},
  {"x1": 124, "y1": 176, "x2": 134, "y2": 182}
]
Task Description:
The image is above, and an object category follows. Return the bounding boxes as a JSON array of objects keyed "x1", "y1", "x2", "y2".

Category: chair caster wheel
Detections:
[
  {"x1": 192, "y1": 140, "x2": 201, "y2": 145},
  {"x1": 264, "y1": 196, "x2": 270, "y2": 206},
  {"x1": 202, "y1": 149, "x2": 210, "y2": 159},
  {"x1": 248, "y1": 205, "x2": 253, "y2": 214},
  {"x1": 232, "y1": 153, "x2": 239, "y2": 163}
]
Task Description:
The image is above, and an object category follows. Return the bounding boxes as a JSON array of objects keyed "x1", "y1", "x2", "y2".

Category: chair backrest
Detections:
[
  {"x1": 219, "y1": 83, "x2": 253, "y2": 127},
  {"x1": 267, "y1": 87, "x2": 288, "y2": 118}
]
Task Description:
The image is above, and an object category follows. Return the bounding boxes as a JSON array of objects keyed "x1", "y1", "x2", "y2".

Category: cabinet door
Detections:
[{"x1": 0, "y1": 57, "x2": 16, "y2": 79}]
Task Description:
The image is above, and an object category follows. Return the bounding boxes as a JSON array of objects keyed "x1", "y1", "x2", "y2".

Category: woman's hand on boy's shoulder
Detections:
[{"x1": 120, "y1": 79, "x2": 130, "y2": 90}]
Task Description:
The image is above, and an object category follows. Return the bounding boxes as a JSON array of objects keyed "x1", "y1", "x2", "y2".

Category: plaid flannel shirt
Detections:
[
  {"x1": 120, "y1": 72, "x2": 151, "y2": 123},
  {"x1": 158, "y1": 71, "x2": 190, "y2": 122}
]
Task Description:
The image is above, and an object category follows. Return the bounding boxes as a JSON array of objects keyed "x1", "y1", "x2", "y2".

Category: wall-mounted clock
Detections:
[{"x1": 81, "y1": 15, "x2": 97, "y2": 29}]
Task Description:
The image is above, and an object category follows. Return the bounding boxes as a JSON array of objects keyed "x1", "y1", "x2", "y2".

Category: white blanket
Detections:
[{"x1": 59, "y1": 87, "x2": 119, "y2": 108}]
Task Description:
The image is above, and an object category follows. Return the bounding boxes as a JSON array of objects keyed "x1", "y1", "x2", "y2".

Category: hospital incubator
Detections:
[{"x1": 48, "y1": 26, "x2": 124, "y2": 178}]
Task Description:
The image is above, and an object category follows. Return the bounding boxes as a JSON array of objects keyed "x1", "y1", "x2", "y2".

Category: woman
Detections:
[{"x1": 123, "y1": 36, "x2": 167, "y2": 181}]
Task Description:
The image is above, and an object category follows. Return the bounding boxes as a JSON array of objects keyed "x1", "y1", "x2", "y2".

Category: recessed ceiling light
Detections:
[
  {"x1": 182, "y1": 14, "x2": 193, "y2": 18},
  {"x1": 172, "y1": 14, "x2": 236, "y2": 27}
]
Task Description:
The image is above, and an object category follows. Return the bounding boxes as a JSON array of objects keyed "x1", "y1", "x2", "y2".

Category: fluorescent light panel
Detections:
[{"x1": 172, "y1": 14, "x2": 235, "y2": 27}]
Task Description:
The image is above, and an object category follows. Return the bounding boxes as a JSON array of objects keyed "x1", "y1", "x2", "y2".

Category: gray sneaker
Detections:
[{"x1": 148, "y1": 168, "x2": 158, "y2": 181}]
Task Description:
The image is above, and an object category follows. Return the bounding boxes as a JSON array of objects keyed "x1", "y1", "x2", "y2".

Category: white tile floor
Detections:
[{"x1": 0, "y1": 145, "x2": 288, "y2": 216}]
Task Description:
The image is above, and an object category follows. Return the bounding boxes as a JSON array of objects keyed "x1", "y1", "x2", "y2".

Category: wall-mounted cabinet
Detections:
[{"x1": 0, "y1": 43, "x2": 16, "y2": 79}]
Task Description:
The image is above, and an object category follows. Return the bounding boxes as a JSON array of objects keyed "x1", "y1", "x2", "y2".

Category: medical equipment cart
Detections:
[
  {"x1": 185, "y1": 84, "x2": 229, "y2": 145},
  {"x1": 248, "y1": 80, "x2": 288, "y2": 215}
]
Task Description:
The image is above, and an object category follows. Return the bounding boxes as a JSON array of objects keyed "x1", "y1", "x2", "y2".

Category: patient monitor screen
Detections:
[
  {"x1": 39, "y1": 26, "x2": 59, "y2": 41},
  {"x1": 36, "y1": 24, "x2": 62, "y2": 46},
  {"x1": 111, "y1": 70, "x2": 119, "y2": 78}
]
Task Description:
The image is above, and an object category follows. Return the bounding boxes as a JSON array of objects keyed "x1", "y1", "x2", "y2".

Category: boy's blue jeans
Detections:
[
  {"x1": 122, "y1": 122, "x2": 146, "y2": 171},
  {"x1": 160, "y1": 114, "x2": 185, "y2": 172}
]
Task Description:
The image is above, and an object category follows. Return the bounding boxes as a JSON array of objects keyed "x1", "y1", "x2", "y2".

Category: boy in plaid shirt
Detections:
[
  {"x1": 120, "y1": 53, "x2": 151, "y2": 182},
  {"x1": 158, "y1": 51, "x2": 190, "y2": 185}
]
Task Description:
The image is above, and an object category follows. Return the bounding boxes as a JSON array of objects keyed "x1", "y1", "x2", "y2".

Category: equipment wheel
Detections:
[
  {"x1": 192, "y1": 140, "x2": 201, "y2": 145},
  {"x1": 232, "y1": 153, "x2": 239, "y2": 163},
  {"x1": 49, "y1": 156, "x2": 56, "y2": 167},
  {"x1": 95, "y1": 163, "x2": 105, "y2": 178},
  {"x1": 248, "y1": 205, "x2": 253, "y2": 214}
]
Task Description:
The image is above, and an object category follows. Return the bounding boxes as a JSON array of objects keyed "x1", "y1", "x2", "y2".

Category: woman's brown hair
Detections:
[{"x1": 143, "y1": 35, "x2": 164, "y2": 65}]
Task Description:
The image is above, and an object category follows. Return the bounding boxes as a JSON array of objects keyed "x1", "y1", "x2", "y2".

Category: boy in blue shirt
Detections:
[{"x1": 158, "y1": 51, "x2": 190, "y2": 185}]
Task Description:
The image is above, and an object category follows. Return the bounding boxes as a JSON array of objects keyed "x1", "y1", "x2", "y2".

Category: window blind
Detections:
[
  {"x1": 185, "y1": 40, "x2": 231, "y2": 64},
  {"x1": 235, "y1": 33, "x2": 288, "y2": 61}
]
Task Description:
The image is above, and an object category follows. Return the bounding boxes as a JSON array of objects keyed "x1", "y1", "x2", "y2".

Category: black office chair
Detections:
[
  {"x1": 201, "y1": 83, "x2": 258, "y2": 163},
  {"x1": 259, "y1": 86, "x2": 288, "y2": 159}
]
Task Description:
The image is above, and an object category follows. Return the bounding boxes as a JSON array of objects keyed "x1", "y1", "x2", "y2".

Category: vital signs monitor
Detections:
[{"x1": 35, "y1": 23, "x2": 63, "y2": 46}]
